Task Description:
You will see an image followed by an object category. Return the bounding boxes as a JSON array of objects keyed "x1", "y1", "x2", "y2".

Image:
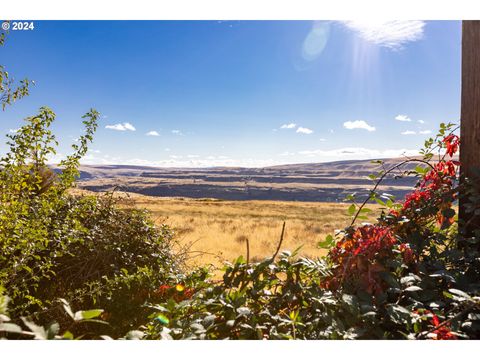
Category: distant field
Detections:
[
  {"x1": 70, "y1": 157, "x2": 419, "y2": 270},
  {"x1": 107, "y1": 192, "x2": 383, "y2": 269},
  {"x1": 75, "y1": 157, "x2": 418, "y2": 202}
]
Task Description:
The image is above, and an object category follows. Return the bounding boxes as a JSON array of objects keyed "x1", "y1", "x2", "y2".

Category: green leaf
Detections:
[
  {"x1": 0, "y1": 323, "x2": 23, "y2": 334},
  {"x1": 226, "y1": 320, "x2": 235, "y2": 328},
  {"x1": 237, "y1": 307, "x2": 251, "y2": 317},
  {"x1": 160, "y1": 329, "x2": 173, "y2": 340},
  {"x1": 62, "y1": 331, "x2": 74, "y2": 340},
  {"x1": 386, "y1": 304, "x2": 411, "y2": 325},
  {"x1": 448, "y1": 288, "x2": 471, "y2": 300},
  {"x1": 414, "y1": 165, "x2": 428, "y2": 175},
  {"x1": 400, "y1": 276, "x2": 417, "y2": 285},
  {"x1": 345, "y1": 193, "x2": 356, "y2": 201},
  {"x1": 235, "y1": 256, "x2": 246, "y2": 265},
  {"x1": 46, "y1": 322, "x2": 60, "y2": 339},
  {"x1": 374, "y1": 198, "x2": 386, "y2": 206},
  {"x1": 348, "y1": 204, "x2": 356, "y2": 216},
  {"x1": 59, "y1": 298, "x2": 74, "y2": 320},
  {"x1": 318, "y1": 234, "x2": 334, "y2": 249},
  {"x1": 468, "y1": 313, "x2": 480, "y2": 321},
  {"x1": 21, "y1": 317, "x2": 47, "y2": 340},
  {"x1": 125, "y1": 330, "x2": 144, "y2": 340},
  {"x1": 74, "y1": 309, "x2": 103, "y2": 321},
  {"x1": 404, "y1": 286, "x2": 422, "y2": 292}
]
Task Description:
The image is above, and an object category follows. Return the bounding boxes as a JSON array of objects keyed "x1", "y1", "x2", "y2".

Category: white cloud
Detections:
[
  {"x1": 164, "y1": 148, "x2": 171, "y2": 152},
  {"x1": 319, "y1": 138, "x2": 327, "y2": 142},
  {"x1": 395, "y1": 114, "x2": 411, "y2": 122},
  {"x1": 123, "y1": 123, "x2": 136, "y2": 131},
  {"x1": 296, "y1": 127, "x2": 314, "y2": 134},
  {"x1": 418, "y1": 120, "x2": 425, "y2": 124},
  {"x1": 401, "y1": 130, "x2": 416, "y2": 135},
  {"x1": 105, "y1": 122, "x2": 136, "y2": 131},
  {"x1": 343, "y1": 120, "x2": 376, "y2": 132},
  {"x1": 339, "y1": 20, "x2": 426, "y2": 50},
  {"x1": 187, "y1": 154, "x2": 200, "y2": 158},
  {"x1": 419, "y1": 130, "x2": 432, "y2": 134},
  {"x1": 73, "y1": 146, "x2": 422, "y2": 168},
  {"x1": 297, "y1": 147, "x2": 419, "y2": 160},
  {"x1": 79, "y1": 156, "x2": 283, "y2": 168},
  {"x1": 146, "y1": 130, "x2": 160, "y2": 136},
  {"x1": 280, "y1": 123, "x2": 297, "y2": 129},
  {"x1": 171, "y1": 129, "x2": 183, "y2": 135}
]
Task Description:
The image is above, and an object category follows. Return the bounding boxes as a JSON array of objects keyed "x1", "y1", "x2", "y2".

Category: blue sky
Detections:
[{"x1": 0, "y1": 20, "x2": 461, "y2": 167}]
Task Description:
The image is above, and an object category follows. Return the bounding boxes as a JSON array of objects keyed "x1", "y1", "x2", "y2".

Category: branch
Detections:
[
  {"x1": 270, "y1": 221, "x2": 286, "y2": 262},
  {"x1": 350, "y1": 158, "x2": 436, "y2": 226}
]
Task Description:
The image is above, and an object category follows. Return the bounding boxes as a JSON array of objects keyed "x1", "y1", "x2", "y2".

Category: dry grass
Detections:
[{"x1": 103, "y1": 192, "x2": 382, "y2": 270}]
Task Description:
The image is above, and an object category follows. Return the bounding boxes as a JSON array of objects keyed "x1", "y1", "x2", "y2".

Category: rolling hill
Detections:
[{"x1": 74, "y1": 157, "x2": 423, "y2": 202}]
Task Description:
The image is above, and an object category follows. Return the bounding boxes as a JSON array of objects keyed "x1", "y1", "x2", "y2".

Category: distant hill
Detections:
[{"x1": 72, "y1": 157, "x2": 432, "y2": 202}]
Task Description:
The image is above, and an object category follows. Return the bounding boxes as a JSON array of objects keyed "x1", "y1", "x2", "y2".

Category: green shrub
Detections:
[
  {"x1": 0, "y1": 107, "x2": 184, "y2": 338},
  {"x1": 0, "y1": 33, "x2": 185, "y2": 339}
]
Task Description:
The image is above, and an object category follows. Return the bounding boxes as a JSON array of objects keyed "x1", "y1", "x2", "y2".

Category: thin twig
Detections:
[
  {"x1": 415, "y1": 301, "x2": 478, "y2": 339},
  {"x1": 350, "y1": 159, "x2": 436, "y2": 227},
  {"x1": 271, "y1": 221, "x2": 286, "y2": 262}
]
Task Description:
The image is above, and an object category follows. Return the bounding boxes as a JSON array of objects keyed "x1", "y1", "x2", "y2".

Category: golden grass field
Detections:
[{"x1": 108, "y1": 192, "x2": 382, "y2": 270}]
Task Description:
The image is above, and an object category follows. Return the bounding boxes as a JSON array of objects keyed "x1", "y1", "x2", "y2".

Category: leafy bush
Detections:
[
  {"x1": 0, "y1": 33, "x2": 186, "y2": 339},
  {"x1": 0, "y1": 107, "x2": 184, "y2": 338},
  {"x1": 0, "y1": 32, "x2": 33, "y2": 110}
]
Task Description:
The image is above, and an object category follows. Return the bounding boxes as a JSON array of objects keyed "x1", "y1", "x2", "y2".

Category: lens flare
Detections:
[
  {"x1": 302, "y1": 21, "x2": 331, "y2": 62},
  {"x1": 155, "y1": 314, "x2": 169, "y2": 325}
]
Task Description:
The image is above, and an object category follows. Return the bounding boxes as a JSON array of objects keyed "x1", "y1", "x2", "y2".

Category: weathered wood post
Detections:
[{"x1": 460, "y1": 20, "x2": 480, "y2": 236}]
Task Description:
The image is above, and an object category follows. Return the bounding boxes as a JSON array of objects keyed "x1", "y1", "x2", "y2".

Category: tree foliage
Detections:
[{"x1": 0, "y1": 31, "x2": 33, "y2": 110}]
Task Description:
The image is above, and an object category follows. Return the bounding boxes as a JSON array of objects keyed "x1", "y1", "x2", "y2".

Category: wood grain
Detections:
[{"x1": 460, "y1": 21, "x2": 480, "y2": 234}]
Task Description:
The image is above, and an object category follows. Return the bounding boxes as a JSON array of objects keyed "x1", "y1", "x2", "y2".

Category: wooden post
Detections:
[{"x1": 460, "y1": 20, "x2": 480, "y2": 235}]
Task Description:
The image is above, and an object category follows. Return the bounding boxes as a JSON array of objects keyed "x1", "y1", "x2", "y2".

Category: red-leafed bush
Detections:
[{"x1": 139, "y1": 123, "x2": 480, "y2": 340}]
